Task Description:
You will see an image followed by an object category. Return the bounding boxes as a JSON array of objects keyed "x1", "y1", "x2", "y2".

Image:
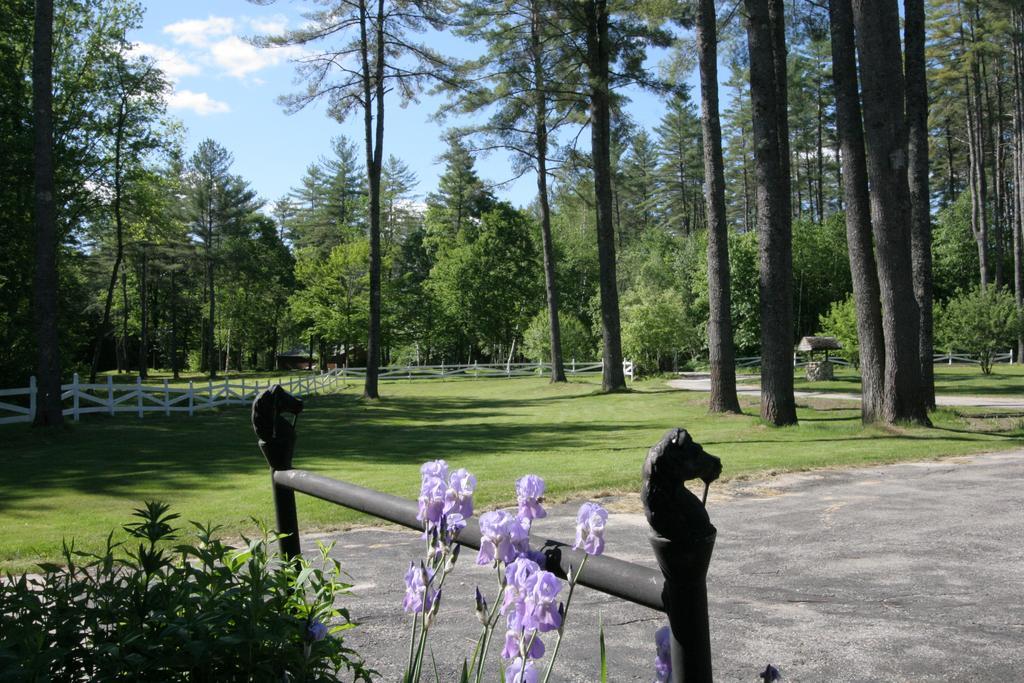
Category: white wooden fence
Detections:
[
  {"x1": 0, "y1": 370, "x2": 348, "y2": 426},
  {"x1": 338, "y1": 359, "x2": 634, "y2": 381},
  {"x1": 0, "y1": 360, "x2": 632, "y2": 425},
  {"x1": 735, "y1": 350, "x2": 1015, "y2": 369}
]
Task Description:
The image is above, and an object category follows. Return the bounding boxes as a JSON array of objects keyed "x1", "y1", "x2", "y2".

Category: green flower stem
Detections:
[{"x1": 541, "y1": 554, "x2": 589, "y2": 683}]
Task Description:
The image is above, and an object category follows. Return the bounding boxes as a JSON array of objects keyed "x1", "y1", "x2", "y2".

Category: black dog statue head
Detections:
[
  {"x1": 641, "y1": 428, "x2": 722, "y2": 543},
  {"x1": 252, "y1": 384, "x2": 304, "y2": 470}
]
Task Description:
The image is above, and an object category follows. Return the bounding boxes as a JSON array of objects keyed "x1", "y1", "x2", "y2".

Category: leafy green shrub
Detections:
[
  {"x1": 522, "y1": 310, "x2": 596, "y2": 363},
  {"x1": 621, "y1": 287, "x2": 701, "y2": 375},
  {"x1": 935, "y1": 287, "x2": 1022, "y2": 374},
  {"x1": 0, "y1": 502, "x2": 370, "y2": 682},
  {"x1": 817, "y1": 295, "x2": 860, "y2": 367}
]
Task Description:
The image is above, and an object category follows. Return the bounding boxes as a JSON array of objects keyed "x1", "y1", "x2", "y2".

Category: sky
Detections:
[{"x1": 131, "y1": 1, "x2": 699, "y2": 209}]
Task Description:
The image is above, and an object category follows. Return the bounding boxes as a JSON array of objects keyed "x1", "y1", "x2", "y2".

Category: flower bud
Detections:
[{"x1": 475, "y1": 587, "x2": 488, "y2": 624}]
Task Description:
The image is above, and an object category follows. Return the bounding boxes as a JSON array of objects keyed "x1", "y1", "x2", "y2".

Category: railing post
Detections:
[
  {"x1": 137, "y1": 377, "x2": 143, "y2": 418},
  {"x1": 29, "y1": 375, "x2": 37, "y2": 423},
  {"x1": 643, "y1": 429, "x2": 720, "y2": 683},
  {"x1": 107, "y1": 375, "x2": 114, "y2": 416},
  {"x1": 164, "y1": 379, "x2": 170, "y2": 416},
  {"x1": 72, "y1": 373, "x2": 80, "y2": 422},
  {"x1": 252, "y1": 386, "x2": 304, "y2": 560},
  {"x1": 188, "y1": 380, "x2": 195, "y2": 416},
  {"x1": 572, "y1": 358, "x2": 576, "y2": 375},
  {"x1": 241, "y1": 377, "x2": 246, "y2": 404}
]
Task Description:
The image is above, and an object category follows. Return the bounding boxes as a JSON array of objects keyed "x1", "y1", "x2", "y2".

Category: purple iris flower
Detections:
[
  {"x1": 501, "y1": 629, "x2": 545, "y2": 661},
  {"x1": 654, "y1": 625, "x2": 671, "y2": 682},
  {"x1": 402, "y1": 562, "x2": 436, "y2": 614},
  {"x1": 501, "y1": 557, "x2": 541, "y2": 617},
  {"x1": 306, "y1": 619, "x2": 329, "y2": 642},
  {"x1": 445, "y1": 467, "x2": 476, "y2": 518},
  {"x1": 504, "y1": 657, "x2": 540, "y2": 683},
  {"x1": 477, "y1": 510, "x2": 516, "y2": 566},
  {"x1": 515, "y1": 474, "x2": 547, "y2": 520},
  {"x1": 509, "y1": 514, "x2": 532, "y2": 558},
  {"x1": 574, "y1": 502, "x2": 608, "y2": 556},
  {"x1": 417, "y1": 475, "x2": 447, "y2": 528},
  {"x1": 420, "y1": 459, "x2": 449, "y2": 481},
  {"x1": 445, "y1": 512, "x2": 466, "y2": 535},
  {"x1": 521, "y1": 570, "x2": 562, "y2": 633}
]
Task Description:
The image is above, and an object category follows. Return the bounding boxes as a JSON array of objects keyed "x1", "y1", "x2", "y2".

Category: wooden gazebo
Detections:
[{"x1": 795, "y1": 336, "x2": 842, "y2": 381}]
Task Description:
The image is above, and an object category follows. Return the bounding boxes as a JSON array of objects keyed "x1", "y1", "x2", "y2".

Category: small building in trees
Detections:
[{"x1": 277, "y1": 347, "x2": 314, "y2": 371}]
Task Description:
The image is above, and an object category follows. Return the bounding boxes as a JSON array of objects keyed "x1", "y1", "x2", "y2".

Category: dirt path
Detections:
[
  {"x1": 314, "y1": 451, "x2": 1024, "y2": 682},
  {"x1": 668, "y1": 373, "x2": 1024, "y2": 408}
]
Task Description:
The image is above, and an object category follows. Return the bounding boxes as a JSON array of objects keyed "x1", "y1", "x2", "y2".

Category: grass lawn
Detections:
[
  {"x1": 4, "y1": 376, "x2": 1022, "y2": 572},
  {"x1": 786, "y1": 364, "x2": 1024, "y2": 396}
]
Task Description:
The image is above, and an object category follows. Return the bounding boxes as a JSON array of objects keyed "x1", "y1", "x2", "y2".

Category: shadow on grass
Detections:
[
  {"x1": 0, "y1": 391, "x2": 653, "y2": 510},
  {"x1": 4, "y1": 383, "x2": 1021, "y2": 514}
]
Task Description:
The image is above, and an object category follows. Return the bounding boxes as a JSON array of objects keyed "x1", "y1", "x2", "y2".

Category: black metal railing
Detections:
[{"x1": 253, "y1": 386, "x2": 715, "y2": 682}]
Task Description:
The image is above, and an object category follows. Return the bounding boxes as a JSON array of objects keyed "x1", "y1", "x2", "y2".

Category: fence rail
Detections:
[
  {"x1": 0, "y1": 359, "x2": 633, "y2": 425},
  {"x1": 0, "y1": 371, "x2": 347, "y2": 426},
  {"x1": 735, "y1": 350, "x2": 1016, "y2": 369}
]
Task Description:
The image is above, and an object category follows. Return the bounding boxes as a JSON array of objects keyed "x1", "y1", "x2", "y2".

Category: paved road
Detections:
[
  {"x1": 668, "y1": 374, "x2": 1024, "y2": 408},
  {"x1": 307, "y1": 451, "x2": 1024, "y2": 682}
]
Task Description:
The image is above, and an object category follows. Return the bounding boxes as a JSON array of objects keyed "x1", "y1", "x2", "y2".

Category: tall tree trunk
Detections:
[
  {"x1": 585, "y1": 0, "x2": 626, "y2": 392},
  {"x1": 851, "y1": 0, "x2": 929, "y2": 425},
  {"x1": 1013, "y1": 8, "x2": 1024, "y2": 360},
  {"x1": 904, "y1": 0, "x2": 934, "y2": 409},
  {"x1": 697, "y1": 0, "x2": 741, "y2": 413},
  {"x1": 206, "y1": 243, "x2": 217, "y2": 379},
  {"x1": 828, "y1": 0, "x2": 885, "y2": 423},
  {"x1": 138, "y1": 249, "x2": 148, "y2": 379},
  {"x1": 32, "y1": 0, "x2": 62, "y2": 426},
  {"x1": 532, "y1": 0, "x2": 566, "y2": 383},
  {"x1": 360, "y1": 0, "x2": 384, "y2": 399},
  {"x1": 89, "y1": 98, "x2": 128, "y2": 384},
  {"x1": 121, "y1": 270, "x2": 129, "y2": 372},
  {"x1": 745, "y1": 0, "x2": 797, "y2": 425},
  {"x1": 961, "y1": 8, "x2": 989, "y2": 289},
  {"x1": 170, "y1": 269, "x2": 180, "y2": 380}
]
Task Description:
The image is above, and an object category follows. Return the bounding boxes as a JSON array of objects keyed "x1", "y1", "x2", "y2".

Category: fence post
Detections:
[
  {"x1": 136, "y1": 377, "x2": 143, "y2": 418},
  {"x1": 72, "y1": 373, "x2": 80, "y2": 422},
  {"x1": 29, "y1": 375, "x2": 37, "y2": 423},
  {"x1": 224, "y1": 377, "x2": 229, "y2": 403},
  {"x1": 474, "y1": 360, "x2": 478, "y2": 379},
  {"x1": 188, "y1": 380, "x2": 194, "y2": 416},
  {"x1": 1011, "y1": 348, "x2": 1015, "y2": 365},
  {"x1": 948, "y1": 352, "x2": 953, "y2": 365},
  {"x1": 107, "y1": 375, "x2": 114, "y2": 416},
  {"x1": 164, "y1": 379, "x2": 170, "y2": 416},
  {"x1": 241, "y1": 377, "x2": 247, "y2": 405}
]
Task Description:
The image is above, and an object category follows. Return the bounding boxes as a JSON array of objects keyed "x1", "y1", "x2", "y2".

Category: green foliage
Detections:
[
  {"x1": 621, "y1": 286, "x2": 701, "y2": 374},
  {"x1": 522, "y1": 310, "x2": 596, "y2": 363},
  {"x1": 0, "y1": 502, "x2": 370, "y2": 681},
  {"x1": 935, "y1": 287, "x2": 1021, "y2": 374},
  {"x1": 817, "y1": 295, "x2": 860, "y2": 367},
  {"x1": 932, "y1": 192, "x2": 979, "y2": 301},
  {"x1": 428, "y1": 203, "x2": 541, "y2": 358}
]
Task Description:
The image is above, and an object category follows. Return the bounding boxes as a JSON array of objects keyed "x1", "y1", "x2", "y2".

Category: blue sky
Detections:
[{"x1": 132, "y1": 1, "x2": 698, "y2": 208}]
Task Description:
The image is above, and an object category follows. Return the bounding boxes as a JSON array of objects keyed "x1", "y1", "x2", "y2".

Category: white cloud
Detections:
[
  {"x1": 248, "y1": 15, "x2": 288, "y2": 36},
  {"x1": 132, "y1": 42, "x2": 200, "y2": 82},
  {"x1": 210, "y1": 36, "x2": 302, "y2": 79},
  {"x1": 167, "y1": 89, "x2": 231, "y2": 116},
  {"x1": 164, "y1": 16, "x2": 235, "y2": 47}
]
